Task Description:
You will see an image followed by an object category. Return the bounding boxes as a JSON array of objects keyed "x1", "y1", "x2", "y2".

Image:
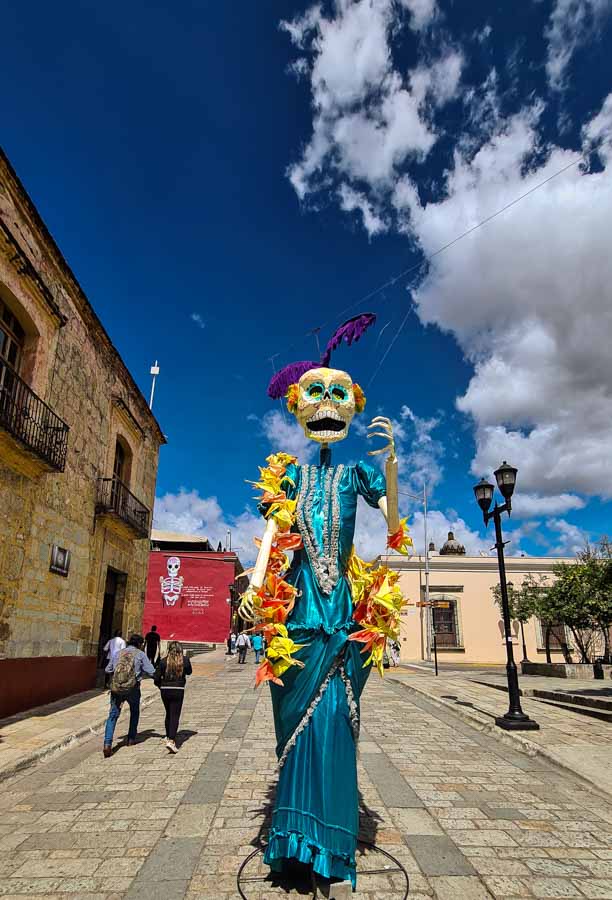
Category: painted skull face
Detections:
[
  {"x1": 167, "y1": 557, "x2": 180, "y2": 577},
  {"x1": 296, "y1": 368, "x2": 356, "y2": 444}
]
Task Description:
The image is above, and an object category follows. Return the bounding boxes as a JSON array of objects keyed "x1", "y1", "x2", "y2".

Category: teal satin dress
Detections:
[{"x1": 263, "y1": 459, "x2": 386, "y2": 888}]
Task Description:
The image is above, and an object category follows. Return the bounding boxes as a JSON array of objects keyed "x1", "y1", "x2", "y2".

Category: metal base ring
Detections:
[{"x1": 237, "y1": 838, "x2": 410, "y2": 898}]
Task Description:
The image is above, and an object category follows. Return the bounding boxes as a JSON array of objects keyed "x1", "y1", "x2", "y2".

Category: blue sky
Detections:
[{"x1": 3, "y1": 1, "x2": 612, "y2": 561}]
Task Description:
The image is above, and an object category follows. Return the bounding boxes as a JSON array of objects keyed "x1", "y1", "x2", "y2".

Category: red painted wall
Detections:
[
  {"x1": 142, "y1": 552, "x2": 234, "y2": 643},
  {"x1": 0, "y1": 656, "x2": 97, "y2": 719}
]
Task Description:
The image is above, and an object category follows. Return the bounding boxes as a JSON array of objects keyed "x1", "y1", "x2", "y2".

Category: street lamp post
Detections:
[{"x1": 473, "y1": 463, "x2": 539, "y2": 732}]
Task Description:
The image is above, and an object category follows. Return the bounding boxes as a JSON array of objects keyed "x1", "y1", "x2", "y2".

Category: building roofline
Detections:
[
  {"x1": 0, "y1": 146, "x2": 165, "y2": 445},
  {"x1": 382, "y1": 554, "x2": 575, "y2": 574}
]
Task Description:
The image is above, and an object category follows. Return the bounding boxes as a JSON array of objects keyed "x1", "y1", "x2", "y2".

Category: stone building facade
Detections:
[{"x1": 0, "y1": 149, "x2": 165, "y2": 717}]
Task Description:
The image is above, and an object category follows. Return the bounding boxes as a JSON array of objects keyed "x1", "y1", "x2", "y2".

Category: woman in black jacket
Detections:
[{"x1": 155, "y1": 641, "x2": 192, "y2": 753}]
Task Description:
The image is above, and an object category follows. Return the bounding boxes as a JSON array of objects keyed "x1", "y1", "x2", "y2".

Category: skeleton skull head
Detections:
[
  {"x1": 167, "y1": 557, "x2": 181, "y2": 577},
  {"x1": 295, "y1": 368, "x2": 356, "y2": 444}
]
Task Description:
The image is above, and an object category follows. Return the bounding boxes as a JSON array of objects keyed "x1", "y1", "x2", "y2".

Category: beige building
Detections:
[
  {"x1": 387, "y1": 533, "x2": 574, "y2": 666},
  {"x1": 0, "y1": 149, "x2": 165, "y2": 717}
]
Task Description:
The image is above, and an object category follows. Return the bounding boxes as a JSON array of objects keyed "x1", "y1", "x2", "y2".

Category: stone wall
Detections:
[{"x1": 0, "y1": 151, "x2": 165, "y2": 714}]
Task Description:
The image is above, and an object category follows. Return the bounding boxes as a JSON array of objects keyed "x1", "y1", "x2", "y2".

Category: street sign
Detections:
[{"x1": 415, "y1": 601, "x2": 450, "y2": 608}]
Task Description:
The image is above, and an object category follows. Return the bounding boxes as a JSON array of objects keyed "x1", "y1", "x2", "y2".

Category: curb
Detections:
[
  {"x1": 389, "y1": 677, "x2": 612, "y2": 802},
  {"x1": 0, "y1": 689, "x2": 159, "y2": 784}
]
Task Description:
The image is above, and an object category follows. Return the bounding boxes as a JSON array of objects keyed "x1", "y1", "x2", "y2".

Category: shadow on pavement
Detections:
[
  {"x1": 114, "y1": 728, "x2": 162, "y2": 750},
  {"x1": 440, "y1": 694, "x2": 497, "y2": 720},
  {"x1": 242, "y1": 780, "x2": 381, "y2": 895}
]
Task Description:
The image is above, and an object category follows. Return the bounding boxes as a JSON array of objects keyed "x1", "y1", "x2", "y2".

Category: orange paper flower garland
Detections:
[
  {"x1": 347, "y1": 546, "x2": 407, "y2": 677},
  {"x1": 246, "y1": 453, "x2": 306, "y2": 687}
]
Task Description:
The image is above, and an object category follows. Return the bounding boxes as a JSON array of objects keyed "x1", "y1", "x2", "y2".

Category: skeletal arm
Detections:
[
  {"x1": 238, "y1": 517, "x2": 278, "y2": 621},
  {"x1": 367, "y1": 416, "x2": 400, "y2": 534}
]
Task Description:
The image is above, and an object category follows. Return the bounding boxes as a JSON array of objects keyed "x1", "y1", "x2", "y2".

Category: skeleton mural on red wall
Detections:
[{"x1": 159, "y1": 556, "x2": 184, "y2": 607}]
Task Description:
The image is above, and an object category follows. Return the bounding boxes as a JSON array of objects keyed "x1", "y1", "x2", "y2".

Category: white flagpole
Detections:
[{"x1": 149, "y1": 361, "x2": 160, "y2": 410}]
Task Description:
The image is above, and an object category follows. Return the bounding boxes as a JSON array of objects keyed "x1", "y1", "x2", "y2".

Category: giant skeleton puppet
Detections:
[{"x1": 238, "y1": 313, "x2": 411, "y2": 891}]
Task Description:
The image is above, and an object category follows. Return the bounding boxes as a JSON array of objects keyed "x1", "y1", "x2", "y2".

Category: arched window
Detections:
[{"x1": 0, "y1": 297, "x2": 25, "y2": 373}]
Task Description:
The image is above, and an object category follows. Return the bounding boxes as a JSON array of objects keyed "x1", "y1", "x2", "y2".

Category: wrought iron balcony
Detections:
[
  {"x1": 0, "y1": 359, "x2": 69, "y2": 472},
  {"x1": 96, "y1": 475, "x2": 150, "y2": 539}
]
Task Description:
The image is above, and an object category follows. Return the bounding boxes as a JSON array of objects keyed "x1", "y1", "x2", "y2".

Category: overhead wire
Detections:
[{"x1": 266, "y1": 138, "x2": 608, "y2": 384}]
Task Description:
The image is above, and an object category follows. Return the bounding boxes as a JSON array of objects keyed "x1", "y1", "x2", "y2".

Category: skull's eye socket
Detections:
[
  {"x1": 306, "y1": 382, "x2": 324, "y2": 400},
  {"x1": 331, "y1": 385, "x2": 349, "y2": 403}
]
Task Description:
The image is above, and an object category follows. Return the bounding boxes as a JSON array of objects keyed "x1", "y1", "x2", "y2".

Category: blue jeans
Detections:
[
  {"x1": 255, "y1": 649, "x2": 262, "y2": 663},
  {"x1": 104, "y1": 686, "x2": 141, "y2": 745}
]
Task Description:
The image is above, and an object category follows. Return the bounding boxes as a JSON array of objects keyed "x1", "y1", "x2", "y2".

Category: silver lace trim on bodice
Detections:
[{"x1": 296, "y1": 463, "x2": 345, "y2": 596}]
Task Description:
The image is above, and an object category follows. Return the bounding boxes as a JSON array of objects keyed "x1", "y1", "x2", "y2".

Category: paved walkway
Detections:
[
  {"x1": 0, "y1": 650, "x2": 611, "y2": 899},
  {"x1": 0, "y1": 685, "x2": 158, "y2": 779},
  {"x1": 391, "y1": 670, "x2": 612, "y2": 799}
]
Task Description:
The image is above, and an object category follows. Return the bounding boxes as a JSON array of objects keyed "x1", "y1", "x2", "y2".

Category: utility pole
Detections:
[
  {"x1": 149, "y1": 361, "x2": 160, "y2": 410},
  {"x1": 423, "y1": 483, "x2": 431, "y2": 661},
  {"x1": 400, "y1": 482, "x2": 430, "y2": 659}
]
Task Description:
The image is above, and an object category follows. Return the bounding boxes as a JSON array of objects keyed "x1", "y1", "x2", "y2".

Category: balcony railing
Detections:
[
  {"x1": 96, "y1": 476, "x2": 150, "y2": 539},
  {"x1": 0, "y1": 359, "x2": 69, "y2": 472}
]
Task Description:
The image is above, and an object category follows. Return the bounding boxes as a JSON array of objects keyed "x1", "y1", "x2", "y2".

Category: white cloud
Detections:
[
  {"x1": 415, "y1": 508, "x2": 493, "y2": 556},
  {"x1": 338, "y1": 184, "x2": 388, "y2": 236},
  {"x1": 544, "y1": 0, "x2": 612, "y2": 90},
  {"x1": 546, "y1": 517, "x2": 589, "y2": 556},
  {"x1": 190, "y1": 313, "x2": 206, "y2": 329},
  {"x1": 256, "y1": 410, "x2": 318, "y2": 462},
  {"x1": 583, "y1": 91, "x2": 612, "y2": 161},
  {"x1": 153, "y1": 490, "x2": 263, "y2": 563},
  {"x1": 410, "y1": 49, "x2": 464, "y2": 106},
  {"x1": 511, "y1": 492, "x2": 585, "y2": 518},
  {"x1": 282, "y1": 1, "x2": 463, "y2": 199},
  {"x1": 475, "y1": 24, "x2": 492, "y2": 44},
  {"x1": 398, "y1": 0, "x2": 437, "y2": 31},
  {"x1": 388, "y1": 97, "x2": 612, "y2": 508},
  {"x1": 398, "y1": 405, "x2": 444, "y2": 494}
]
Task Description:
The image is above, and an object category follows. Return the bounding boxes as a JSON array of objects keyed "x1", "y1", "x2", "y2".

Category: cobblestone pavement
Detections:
[
  {"x1": 389, "y1": 671, "x2": 612, "y2": 799},
  {"x1": 1, "y1": 651, "x2": 612, "y2": 900}
]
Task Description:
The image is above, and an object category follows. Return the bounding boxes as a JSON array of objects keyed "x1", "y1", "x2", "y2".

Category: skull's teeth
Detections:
[{"x1": 310, "y1": 408, "x2": 343, "y2": 422}]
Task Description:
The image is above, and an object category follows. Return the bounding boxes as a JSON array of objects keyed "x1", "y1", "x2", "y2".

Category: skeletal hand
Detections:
[
  {"x1": 367, "y1": 416, "x2": 396, "y2": 461},
  {"x1": 238, "y1": 586, "x2": 257, "y2": 622}
]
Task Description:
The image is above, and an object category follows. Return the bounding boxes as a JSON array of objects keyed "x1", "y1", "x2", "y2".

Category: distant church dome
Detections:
[{"x1": 439, "y1": 531, "x2": 466, "y2": 556}]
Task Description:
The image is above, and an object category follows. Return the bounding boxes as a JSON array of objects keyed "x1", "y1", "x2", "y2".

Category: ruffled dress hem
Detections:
[{"x1": 264, "y1": 829, "x2": 356, "y2": 889}]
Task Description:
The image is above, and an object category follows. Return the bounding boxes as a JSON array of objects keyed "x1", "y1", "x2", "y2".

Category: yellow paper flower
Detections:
[{"x1": 267, "y1": 631, "x2": 307, "y2": 678}]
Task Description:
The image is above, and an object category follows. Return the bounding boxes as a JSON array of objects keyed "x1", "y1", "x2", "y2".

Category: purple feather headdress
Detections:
[{"x1": 267, "y1": 312, "x2": 376, "y2": 400}]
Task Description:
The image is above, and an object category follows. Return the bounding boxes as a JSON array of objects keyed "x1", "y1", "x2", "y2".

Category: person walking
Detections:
[
  {"x1": 236, "y1": 631, "x2": 250, "y2": 664},
  {"x1": 103, "y1": 629, "x2": 126, "y2": 688},
  {"x1": 155, "y1": 641, "x2": 192, "y2": 753},
  {"x1": 103, "y1": 634, "x2": 155, "y2": 758},
  {"x1": 251, "y1": 632, "x2": 263, "y2": 664},
  {"x1": 144, "y1": 625, "x2": 161, "y2": 664},
  {"x1": 390, "y1": 639, "x2": 401, "y2": 667},
  {"x1": 230, "y1": 632, "x2": 237, "y2": 655}
]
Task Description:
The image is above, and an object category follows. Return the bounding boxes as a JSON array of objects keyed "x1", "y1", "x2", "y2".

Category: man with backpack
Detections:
[{"x1": 103, "y1": 634, "x2": 155, "y2": 758}]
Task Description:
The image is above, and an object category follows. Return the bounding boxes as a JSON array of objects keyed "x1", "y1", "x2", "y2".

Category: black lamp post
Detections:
[{"x1": 474, "y1": 463, "x2": 539, "y2": 731}]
